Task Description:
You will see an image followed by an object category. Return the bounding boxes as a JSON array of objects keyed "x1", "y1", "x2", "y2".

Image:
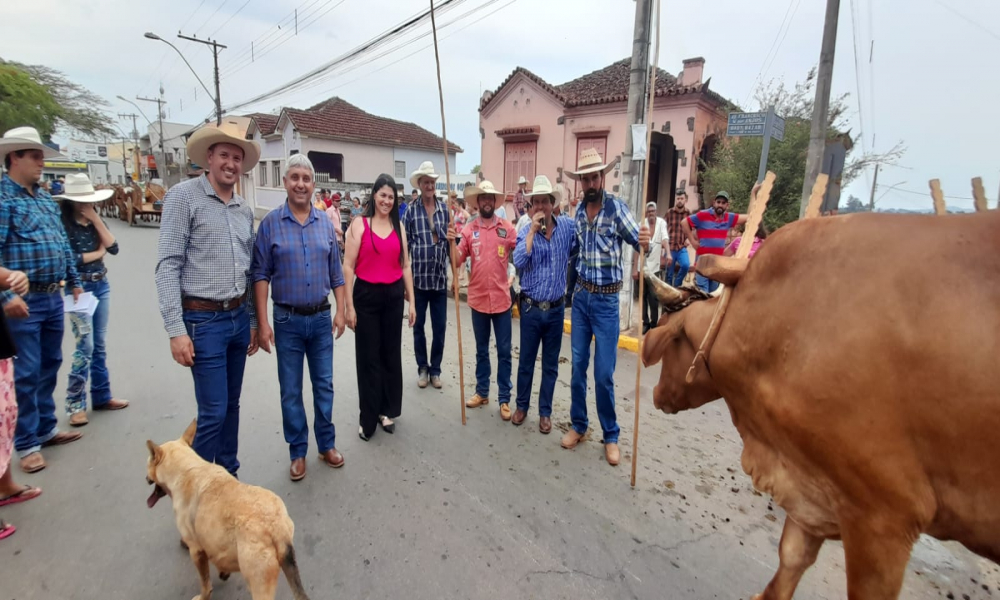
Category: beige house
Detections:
[{"x1": 478, "y1": 57, "x2": 732, "y2": 211}]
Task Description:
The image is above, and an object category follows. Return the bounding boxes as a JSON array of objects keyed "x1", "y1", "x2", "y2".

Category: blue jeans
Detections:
[
  {"x1": 274, "y1": 305, "x2": 336, "y2": 461},
  {"x1": 66, "y1": 278, "x2": 113, "y2": 413},
  {"x1": 413, "y1": 288, "x2": 447, "y2": 377},
  {"x1": 10, "y1": 292, "x2": 64, "y2": 457},
  {"x1": 184, "y1": 306, "x2": 250, "y2": 475},
  {"x1": 470, "y1": 308, "x2": 512, "y2": 403},
  {"x1": 669, "y1": 248, "x2": 691, "y2": 287},
  {"x1": 570, "y1": 287, "x2": 620, "y2": 444},
  {"x1": 515, "y1": 299, "x2": 564, "y2": 416},
  {"x1": 695, "y1": 272, "x2": 720, "y2": 294}
]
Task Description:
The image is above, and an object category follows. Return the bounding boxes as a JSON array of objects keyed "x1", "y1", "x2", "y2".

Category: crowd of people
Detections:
[
  {"x1": 0, "y1": 120, "x2": 760, "y2": 539},
  {"x1": 0, "y1": 126, "x2": 130, "y2": 541}
]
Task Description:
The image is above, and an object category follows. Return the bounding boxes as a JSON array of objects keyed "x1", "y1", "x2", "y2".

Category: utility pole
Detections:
[
  {"x1": 136, "y1": 96, "x2": 167, "y2": 179},
  {"x1": 798, "y1": 0, "x2": 841, "y2": 219},
  {"x1": 177, "y1": 33, "x2": 227, "y2": 125},
  {"x1": 619, "y1": 0, "x2": 654, "y2": 331},
  {"x1": 868, "y1": 163, "x2": 879, "y2": 211},
  {"x1": 118, "y1": 112, "x2": 141, "y2": 181}
]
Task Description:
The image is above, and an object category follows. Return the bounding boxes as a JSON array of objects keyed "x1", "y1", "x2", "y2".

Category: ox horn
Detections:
[
  {"x1": 643, "y1": 268, "x2": 685, "y2": 306},
  {"x1": 695, "y1": 255, "x2": 748, "y2": 287}
]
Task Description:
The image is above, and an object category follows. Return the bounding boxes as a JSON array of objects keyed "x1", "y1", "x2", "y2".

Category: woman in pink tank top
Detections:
[{"x1": 343, "y1": 174, "x2": 416, "y2": 441}]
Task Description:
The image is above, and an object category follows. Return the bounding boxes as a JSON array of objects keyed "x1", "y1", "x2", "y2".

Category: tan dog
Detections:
[{"x1": 146, "y1": 421, "x2": 311, "y2": 600}]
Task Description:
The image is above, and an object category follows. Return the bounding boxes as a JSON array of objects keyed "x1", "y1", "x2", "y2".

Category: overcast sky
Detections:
[{"x1": 4, "y1": 0, "x2": 998, "y2": 210}]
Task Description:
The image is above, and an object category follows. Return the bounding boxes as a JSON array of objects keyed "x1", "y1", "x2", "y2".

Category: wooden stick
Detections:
[
  {"x1": 429, "y1": 0, "x2": 466, "y2": 425},
  {"x1": 804, "y1": 173, "x2": 829, "y2": 219},
  {"x1": 972, "y1": 177, "x2": 988, "y2": 212},
  {"x1": 929, "y1": 179, "x2": 947, "y2": 215},
  {"x1": 685, "y1": 171, "x2": 775, "y2": 384},
  {"x1": 631, "y1": 0, "x2": 661, "y2": 489}
]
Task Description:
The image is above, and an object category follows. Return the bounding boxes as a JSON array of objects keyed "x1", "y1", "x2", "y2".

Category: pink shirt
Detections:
[
  {"x1": 325, "y1": 206, "x2": 342, "y2": 241},
  {"x1": 455, "y1": 216, "x2": 517, "y2": 314},
  {"x1": 355, "y1": 218, "x2": 403, "y2": 284},
  {"x1": 727, "y1": 236, "x2": 763, "y2": 258}
]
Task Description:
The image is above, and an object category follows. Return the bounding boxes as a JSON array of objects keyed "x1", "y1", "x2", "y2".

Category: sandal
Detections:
[
  {"x1": 0, "y1": 520, "x2": 15, "y2": 541},
  {"x1": 0, "y1": 485, "x2": 42, "y2": 508},
  {"x1": 379, "y1": 415, "x2": 395, "y2": 434}
]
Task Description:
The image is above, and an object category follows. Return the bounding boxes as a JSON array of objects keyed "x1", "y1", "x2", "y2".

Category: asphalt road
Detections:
[{"x1": 0, "y1": 217, "x2": 994, "y2": 600}]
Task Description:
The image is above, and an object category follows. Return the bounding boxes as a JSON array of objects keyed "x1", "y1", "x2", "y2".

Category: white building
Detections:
[
  {"x1": 140, "y1": 121, "x2": 196, "y2": 186},
  {"x1": 245, "y1": 98, "x2": 461, "y2": 217}
]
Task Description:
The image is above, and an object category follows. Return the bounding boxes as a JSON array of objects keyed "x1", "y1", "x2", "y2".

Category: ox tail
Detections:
[{"x1": 281, "y1": 544, "x2": 312, "y2": 600}]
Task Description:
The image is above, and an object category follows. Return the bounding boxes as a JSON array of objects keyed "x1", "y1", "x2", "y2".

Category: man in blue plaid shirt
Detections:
[
  {"x1": 561, "y1": 149, "x2": 649, "y2": 467},
  {"x1": 403, "y1": 161, "x2": 451, "y2": 389},
  {"x1": 0, "y1": 126, "x2": 85, "y2": 473}
]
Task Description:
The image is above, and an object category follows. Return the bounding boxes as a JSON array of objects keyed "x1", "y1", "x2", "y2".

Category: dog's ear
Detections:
[
  {"x1": 146, "y1": 440, "x2": 164, "y2": 465},
  {"x1": 181, "y1": 419, "x2": 197, "y2": 447}
]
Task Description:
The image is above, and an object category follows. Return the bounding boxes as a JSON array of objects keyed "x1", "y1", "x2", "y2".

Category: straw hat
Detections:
[
  {"x1": 186, "y1": 121, "x2": 261, "y2": 174},
  {"x1": 52, "y1": 173, "x2": 113, "y2": 203},
  {"x1": 517, "y1": 176, "x2": 527, "y2": 185},
  {"x1": 463, "y1": 180, "x2": 505, "y2": 212},
  {"x1": 409, "y1": 161, "x2": 439, "y2": 189},
  {"x1": 525, "y1": 175, "x2": 562, "y2": 205},
  {"x1": 564, "y1": 148, "x2": 620, "y2": 181},
  {"x1": 0, "y1": 126, "x2": 62, "y2": 161}
]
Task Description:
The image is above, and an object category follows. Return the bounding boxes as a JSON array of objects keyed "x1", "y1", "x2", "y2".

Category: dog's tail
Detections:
[{"x1": 281, "y1": 544, "x2": 312, "y2": 600}]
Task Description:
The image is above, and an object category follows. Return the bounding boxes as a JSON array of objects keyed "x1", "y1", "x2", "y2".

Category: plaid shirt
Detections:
[
  {"x1": 513, "y1": 215, "x2": 575, "y2": 302},
  {"x1": 403, "y1": 198, "x2": 450, "y2": 291},
  {"x1": 0, "y1": 174, "x2": 80, "y2": 304},
  {"x1": 514, "y1": 190, "x2": 527, "y2": 218},
  {"x1": 573, "y1": 191, "x2": 641, "y2": 286},
  {"x1": 251, "y1": 201, "x2": 344, "y2": 308},
  {"x1": 155, "y1": 175, "x2": 257, "y2": 338},
  {"x1": 665, "y1": 205, "x2": 691, "y2": 251}
]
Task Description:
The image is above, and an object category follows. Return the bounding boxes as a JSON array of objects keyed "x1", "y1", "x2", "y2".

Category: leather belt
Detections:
[
  {"x1": 521, "y1": 295, "x2": 564, "y2": 311},
  {"x1": 276, "y1": 302, "x2": 331, "y2": 316},
  {"x1": 29, "y1": 282, "x2": 61, "y2": 294},
  {"x1": 182, "y1": 296, "x2": 243, "y2": 312},
  {"x1": 80, "y1": 270, "x2": 107, "y2": 283},
  {"x1": 578, "y1": 279, "x2": 623, "y2": 295}
]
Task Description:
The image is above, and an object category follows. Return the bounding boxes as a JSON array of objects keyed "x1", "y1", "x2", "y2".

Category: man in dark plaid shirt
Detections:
[
  {"x1": 0, "y1": 126, "x2": 84, "y2": 473},
  {"x1": 665, "y1": 189, "x2": 692, "y2": 287},
  {"x1": 403, "y1": 161, "x2": 450, "y2": 389}
]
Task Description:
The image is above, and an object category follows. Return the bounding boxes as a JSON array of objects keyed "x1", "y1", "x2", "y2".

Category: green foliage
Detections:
[
  {"x1": 840, "y1": 195, "x2": 869, "y2": 213},
  {"x1": 0, "y1": 64, "x2": 62, "y2": 140},
  {"x1": 0, "y1": 58, "x2": 115, "y2": 140},
  {"x1": 471, "y1": 164, "x2": 481, "y2": 174}
]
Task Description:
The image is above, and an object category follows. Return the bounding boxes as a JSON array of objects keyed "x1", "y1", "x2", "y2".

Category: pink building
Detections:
[{"x1": 479, "y1": 57, "x2": 730, "y2": 212}]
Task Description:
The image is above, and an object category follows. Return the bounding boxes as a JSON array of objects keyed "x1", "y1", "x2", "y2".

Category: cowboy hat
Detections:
[
  {"x1": 463, "y1": 180, "x2": 506, "y2": 212},
  {"x1": 564, "y1": 148, "x2": 620, "y2": 181},
  {"x1": 517, "y1": 176, "x2": 527, "y2": 185},
  {"x1": 525, "y1": 175, "x2": 562, "y2": 205},
  {"x1": 0, "y1": 127, "x2": 62, "y2": 161},
  {"x1": 52, "y1": 173, "x2": 113, "y2": 203},
  {"x1": 409, "y1": 161, "x2": 440, "y2": 189},
  {"x1": 186, "y1": 120, "x2": 261, "y2": 174}
]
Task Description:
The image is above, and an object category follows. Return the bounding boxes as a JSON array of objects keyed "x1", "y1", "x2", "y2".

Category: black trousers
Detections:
[
  {"x1": 354, "y1": 277, "x2": 405, "y2": 437},
  {"x1": 642, "y1": 275, "x2": 660, "y2": 328}
]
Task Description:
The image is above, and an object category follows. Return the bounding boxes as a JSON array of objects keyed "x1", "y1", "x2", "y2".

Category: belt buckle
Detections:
[
  {"x1": 539, "y1": 300, "x2": 552, "y2": 311},
  {"x1": 46, "y1": 283, "x2": 58, "y2": 294},
  {"x1": 221, "y1": 299, "x2": 233, "y2": 310}
]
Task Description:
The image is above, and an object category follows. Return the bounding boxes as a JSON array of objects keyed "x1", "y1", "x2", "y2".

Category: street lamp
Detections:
[{"x1": 144, "y1": 31, "x2": 224, "y2": 125}]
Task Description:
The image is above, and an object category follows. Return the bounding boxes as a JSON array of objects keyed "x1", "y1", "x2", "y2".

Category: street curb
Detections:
[{"x1": 562, "y1": 319, "x2": 639, "y2": 354}]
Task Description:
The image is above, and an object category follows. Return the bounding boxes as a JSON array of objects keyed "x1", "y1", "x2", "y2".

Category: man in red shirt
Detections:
[
  {"x1": 682, "y1": 189, "x2": 750, "y2": 293},
  {"x1": 447, "y1": 180, "x2": 517, "y2": 421}
]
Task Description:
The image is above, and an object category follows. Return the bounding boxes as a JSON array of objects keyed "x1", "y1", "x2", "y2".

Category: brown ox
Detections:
[{"x1": 642, "y1": 210, "x2": 1000, "y2": 599}]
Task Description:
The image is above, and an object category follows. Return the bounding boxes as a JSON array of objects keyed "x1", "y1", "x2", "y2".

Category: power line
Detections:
[
  {"x1": 193, "y1": 0, "x2": 233, "y2": 37},
  {"x1": 208, "y1": 0, "x2": 253, "y2": 38},
  {"x1": 222, "y1": 0, "x2": 327, "y2": 66},
  {"x1": 743, "y1": 0, "x2": 798, "y2": 108},
  {"x1": 848, "y1": 0, "x2": 867, "y2": 153},
  {"x1": 890, "y1": 186, "x2": 974, "y2": 201},
  {"x1": 222, "y1": 0, "x2": 468, "y2": 113},
  {"x1": 179, "y1": 0, "x2": 211, "y2": 31},
  {"x1": 933, "y1": 0, "x2": 1000, "y2": 43}
]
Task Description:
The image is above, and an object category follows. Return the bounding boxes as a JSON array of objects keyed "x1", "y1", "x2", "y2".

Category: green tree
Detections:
[
  {"x1": 701, "y1": 69, "x2": 903, "y2": 230},
  {"x1": 839, "y1": 194, "x2": 868, "y2": 213},
  {"x1": 0, "y1": 58, "x2": 115, "y2": 141},
  {"x1": 471, "y1": 164, "x2": 481, "y2": 174},
  {"x1": 0, "y1": 64, "x2": 62, "y2": 139}
]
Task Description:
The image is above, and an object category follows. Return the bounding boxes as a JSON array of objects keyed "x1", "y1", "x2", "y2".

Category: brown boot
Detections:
[
  {"x1": 466, "y1": 393, "x2": 489, "y2": 408},
  {"x1": 499, "y1": 403, "x2": 512, "y2": 421},
  {"x1": 319, "y1": 448, "x2": 344, "y2": 468},
  {"x1": 511, "y1": 408, "x2": 527, "y2": 426},
  {"x1": 538, "y1": 416, "x2": 552, "y2": 434},
  {"x1": 94, "y1": 398, "x2": 129, "y2": 411},
  {"x1": 20, "y1": 452, "x2": 46, "y2": 474},
  {"x1": 604, "y1": 443, "x2": 620, "y2": 466},
  {"x1": 560, "y1": 429, "x2": 586, "y2": 449},
  {"x1": 69, "y1": 412, "x2": 89, "y2": 427},
  {"x1": 290, "y1": 458, "x2": 306, "y2": 481}
]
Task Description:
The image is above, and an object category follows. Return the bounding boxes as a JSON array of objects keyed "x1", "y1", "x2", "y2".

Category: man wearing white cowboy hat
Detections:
[
  {"x1": 446, "y1": 180, "x2": 517, "y2": 419},
  {"x1": 54, "y1": 174, "x2": 129, "y2": 428},
  {"x1": 155, "y1": 121, "x2": 262, "y2": 477},
  {"x1": 403, "y1": 161, "x2": 451, "y2": 389},
  {"x1": 513, "y1": 175, "x2": 529, "y2": 220},
  {"x1": 561, "y1": 148, "x2": 650, "y2": 466},
  {"x1": 510, "y1": 175, "x2": 575, "y2": 433},
  {"x1": 0, "y1": 126, "x2": 85, "y2": 473}
]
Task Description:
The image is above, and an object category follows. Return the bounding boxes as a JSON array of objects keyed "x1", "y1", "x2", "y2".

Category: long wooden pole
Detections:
[
  {"x1": 429, "y1": 0, "x2": 466, "y2": 425},
  {"x1": 631, "y1": 0, "x2": 661, "y2": 489}
]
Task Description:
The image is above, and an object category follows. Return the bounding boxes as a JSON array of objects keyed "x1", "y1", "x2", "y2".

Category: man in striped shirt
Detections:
[{"x1": 682, "y1": 190, "x2": 749, "y2": 293}]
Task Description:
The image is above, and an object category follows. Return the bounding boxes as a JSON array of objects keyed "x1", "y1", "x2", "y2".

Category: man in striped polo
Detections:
[{"x1": 682, "y1": 190, "x2": 748, "y2": 293}]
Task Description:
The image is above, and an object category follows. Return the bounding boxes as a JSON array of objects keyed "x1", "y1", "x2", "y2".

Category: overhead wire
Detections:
[
  {"x1": 742, "y1": 0, "x2": 798, "y2": 108},
  {"x1": 208, "y1": 0, "x2": 254, "y2": 38},
  {"x1": 223, "y1": 0, "x2": 331, "y2": 70},
  {"x1": 193, "y1": 0, "x2": 233, "y2": 36}
]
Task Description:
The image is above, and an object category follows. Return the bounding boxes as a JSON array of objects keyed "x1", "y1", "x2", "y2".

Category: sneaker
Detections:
[
  {"x1": 417, "y1": 370, "x2": 429, "y2": 388},
  {"x1": 430, "y1": 375, "x2": 442, "y2": 389}
]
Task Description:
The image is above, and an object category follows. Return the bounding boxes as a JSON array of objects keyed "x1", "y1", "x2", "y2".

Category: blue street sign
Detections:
[{"x1": 727, "y1": 112, "x2": 767, "y2": 137}]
